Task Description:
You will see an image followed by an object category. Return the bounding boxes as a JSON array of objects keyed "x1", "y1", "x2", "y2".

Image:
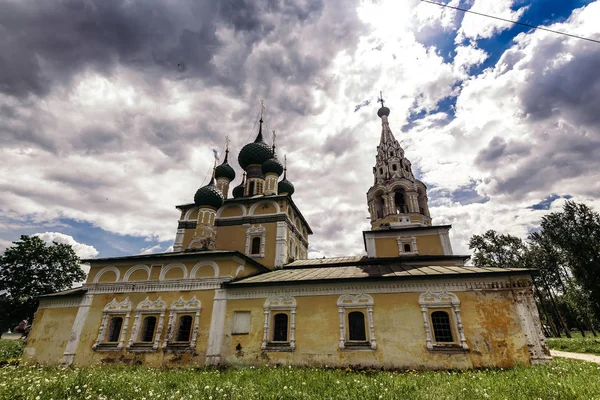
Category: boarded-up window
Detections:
[
  {"x1": 106, "y1": 317, "x2": 123, "y2": 342},
  {"x1": 140, "y1": 316, "x2": 157, "y2": 342},
  {"x1": 273, "y1": 313, "x2": 288, "y2": 342},
  {"x1": 431, "y1": 311, "x2": 453, "y2": 343},
  {"x1": 176, "y1": 315, "x2": 193, "y2": 342},
  {"x1": 232, "y1": 311, "x2": 251, "y2": 334},
  {"x1": 348, "y1": 311, "x2": 366, "y2": 341}
]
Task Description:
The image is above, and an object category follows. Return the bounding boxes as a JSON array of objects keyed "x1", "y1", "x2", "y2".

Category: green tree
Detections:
[
  {"x1": 0, "y1": 235, "x2": 85, "y2": 333},
  {"x1": 468, "y1": 229, "x2": 527, "y2": 269},
  {"x1": 539, "y1": 201, "x2": 600, "y2": 320}
]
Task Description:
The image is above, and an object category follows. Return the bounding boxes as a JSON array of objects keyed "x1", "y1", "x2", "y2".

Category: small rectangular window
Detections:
[
  {"x1": 176, "y1": 315, "x2": 193, "y2": 342},
  {"x1": 106, "y1": 317, "x2": 123, "y2": 343},
  {"x1": 392, "y1": 164, "x2": 397, "y2": 171},
  {"x1": 232, "y1": 311, "x2": 251, "y2": 335},
  {"x1": 431, "y1": 311, "x2": 454, "y2": 343},
  {"x1": 273, "y1": 313, "x2": 289, "y2": 342},
  {"x1": 251, "y1": 237, "x2": 261, "y2": 255}
]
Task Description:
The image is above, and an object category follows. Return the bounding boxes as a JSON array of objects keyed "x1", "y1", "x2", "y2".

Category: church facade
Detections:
[{"x1": 24, "y1": 103, "x2": 551, "y2": 369}]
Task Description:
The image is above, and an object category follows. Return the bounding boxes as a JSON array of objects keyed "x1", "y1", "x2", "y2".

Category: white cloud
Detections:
[{"x1": 33, "y1": 232, "x2": 99, "y2": 259}]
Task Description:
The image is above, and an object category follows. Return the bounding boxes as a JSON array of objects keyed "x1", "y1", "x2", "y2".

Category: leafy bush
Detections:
[{"x1": 0, "y1": 339, "x2": 24, "y2": 363}]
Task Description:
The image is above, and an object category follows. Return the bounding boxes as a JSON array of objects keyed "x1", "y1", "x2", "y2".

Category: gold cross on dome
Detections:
[{"x1": 225, "y1": 135, "x2": 230, "y2": 151}]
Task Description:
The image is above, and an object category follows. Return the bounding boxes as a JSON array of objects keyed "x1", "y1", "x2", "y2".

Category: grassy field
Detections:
[
  {"x1": 2, "y1": 339, "x2": 600, "y2": 399},
  {"x1": 0, "y1": 358, "x2": 600, "y2": 400},
  {"x1": 547, "y1": 332, "x2": 600, "y2": 355}
]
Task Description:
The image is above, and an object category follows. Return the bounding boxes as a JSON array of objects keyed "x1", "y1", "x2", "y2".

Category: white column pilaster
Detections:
[
  {"x1": 205, "y1": 289, "x2": 228, "y2": 366},
  {"x1": 61, "y1": 294, "x2": 93, "y2": 366}
]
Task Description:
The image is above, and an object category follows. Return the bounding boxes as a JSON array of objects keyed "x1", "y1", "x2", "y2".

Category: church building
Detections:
[{"x1": 24, "y1": 101, "x2": 551, "y2": 369}]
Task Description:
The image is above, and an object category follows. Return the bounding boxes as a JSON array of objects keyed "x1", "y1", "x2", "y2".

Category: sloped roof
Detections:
[{"x1": 229, "y1": 264, "x2": 532, "y2": 286}]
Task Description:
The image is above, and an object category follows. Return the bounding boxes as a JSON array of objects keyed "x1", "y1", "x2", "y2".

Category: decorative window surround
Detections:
[
  {"x1": 397, "y1": 236, "x2": 418, "y2": 255},
  {"x1": 127, "y1": 297, "x2": 167, "y2": 351},
  {"x1": 418, "y1": 291, "x2": 468, "y2": 352},
  {"x1": 162, "y1": 296, "x2": 201, "y2": 351},
  {"x1": 245, "y1": 224, "x2": 266, "y2": 258},
  {"x1": 93, "y1": 298, "x2": 132, "y2": 351},
  {"x1": 262, "y1": 295, "x2": 296, "y2": 352},
  {"x1": 337, "y1": 294, "x2": 377, "y2": 350}
]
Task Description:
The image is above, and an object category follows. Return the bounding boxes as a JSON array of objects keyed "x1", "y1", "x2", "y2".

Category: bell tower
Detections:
[{"x1": 366, "y1": 94, "x2": 431, "y2": 230}]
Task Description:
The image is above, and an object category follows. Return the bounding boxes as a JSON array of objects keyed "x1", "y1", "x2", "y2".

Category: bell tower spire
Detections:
[{"x1": 367, "y1": 96, "x2": 431, "y2": 229}]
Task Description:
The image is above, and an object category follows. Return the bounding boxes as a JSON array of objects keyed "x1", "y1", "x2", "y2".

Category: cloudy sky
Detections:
[{"x1": 1, "y1": 0, "x2": 599, "y2": 264}]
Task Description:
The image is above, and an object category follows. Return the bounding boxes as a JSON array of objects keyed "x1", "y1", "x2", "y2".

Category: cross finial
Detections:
[
  {"x1": 225, "y1": 135, "x2": 230, "y2": 151},
  {"x1": 380, "y1": 91, "x2": 385, "y2": 108},
  {"x1": 272, "y1": 130, "x2": 276, "y2": 152},
  {"x1": 260, "y1": 99, "x2": 265, "y2": 121}
]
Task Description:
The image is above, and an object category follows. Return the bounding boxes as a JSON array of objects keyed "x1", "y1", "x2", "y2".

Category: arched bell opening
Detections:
[
  {"x1": 374, "y1": 195, "x2": 385, "y2": 219},
  {"x1": 394, "y1": 188, "x2": 408, "y2": 214}
]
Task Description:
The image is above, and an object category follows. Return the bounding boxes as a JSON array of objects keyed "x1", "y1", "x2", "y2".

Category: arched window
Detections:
[
  {"x1": 348, "y1": 311, "x2": 366, "y2": 341},
  {"x1": 140, "y1": 316, "x2": 157, "y2": 342},
  {"x1": 374, "y1": 195, "x2": 384, "y2": 219},
  {"x1": 431, "y1": 311, "x2": 453, "y2": 343},
  {"x1": 273, "y1": 313, "x2": 288, "y2": 342},
  {"x1": 395, "y1": 188, "x2": 407, "y2": 214},
  {"x1": 251, "y1": 237, "x2": 261, "y2": 255},
  {"x1": 404, "y1": 243, "x2": 411, "y2": 252},
  {"x1": 248, "y1": 181, "x2": 255, "y2": 195},
  {"x1": 106, "y1": 317, "x2": 123, "y2": 343},
  {"x1": 176, "y1": 315, "x2": 193, "y2": 342}
]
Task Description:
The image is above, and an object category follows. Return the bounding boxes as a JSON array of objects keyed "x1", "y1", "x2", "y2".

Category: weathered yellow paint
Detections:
[
  {"x1": 416, "y1": 235, "x2": 444, "y2": 255},
  {"x1": 220, "y1": 205, "x2": 244, "y2": 218},
  {"x1": 97, "y1": 270, "x2": 118, "y2": 283},
  {"x1": 164, "y1": 267, "x2": 186, "y2": 280},
  {"x1": 129, "y1": 268, "x2": 150, "y2": 281},
  {"x1": 373, "y1": 233, "x2": 445, "y2": 257},
  {"x1": 221, "y1": 290, "x2": 530, "y2": 369},
  {"x1": 374, "y1": 237, "x2": 399, "y2": 257},
  {"x1": 24, "y1": 307, "x2": 78, "y2": 365},
  {"x1": 254, "y1": 203, "x2": 276, "y2": 215}
]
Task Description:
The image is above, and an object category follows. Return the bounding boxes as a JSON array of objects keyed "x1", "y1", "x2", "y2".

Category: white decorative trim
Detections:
[
  {"x1": 162, "y1": 296, "x2": 201, "y2": 350},
  {"x1": 127, "y1": 297, "x2": 167, "y2": 350},
  {"x1": 513, "y1": 288, "x2": 552, "y2": 363},
  {"x1": 206, "y1": 289, "x2": 228, "y2": 365},
  {"x1": 184, "y1": 207, "x2": 198, "y2": 221},
  {"x1": 418, "y1": 291, "x2": 468, "y2": 351},
  {"x1": 440, "y1": 231, "x2": 453, "y2": 255},
  {"x1": 159, "y1": 263, "x2": 188, "y2": 281},
  {"x1": 365, "y1": 236, "x2": 377, "y2": 257},
  {"x1": 227, "y1": 276, "x2": 533, "y2": 300},
  {"x1": 61, "y1": 294, "x2": 94, "y2": 365},
  {"x1": 216, "y1": 203, "x2": 247, "y2": 218},
  {"x1": 93, "y1": 266, "x2": 120, "y2": 283},
  {"x1": 235, "y1": 265, "x2": 245, "y2": 277},
  {"x1": 190, "y1": 261, "x2": 220, "y2": 278},
  {"x1": 84, "y1": 278, "x2": 231, "y2": 294},
  {"x1": 173, "y1": 229, "x2": 185, "y2": 252},
  {"x1": 275, "y1": 221, "x2": 288, "y2": 268},
  {"x1": 337, "y1": 294, "x2": 376, "y2": 350},
  {"x1": 245, "y1": 224, "x2": 267, "y2": 258},
  {"x1": 93, "y1": 298, "x2": 132, "y2": 350},
  {"x1": 262, "y1": 295, "x2": 297, "y2": 350},
  {"x1": 248, "y1": 200, "x2": 281, "y2": 216},
  {"x1": 397, "y1": 235, "x2": 418, "y2": 255},
  {"x1": 123, "y1": 264, "x2": 151, "y2": 282},
  {"x1": 39, "y1": 296, "x2": 86, "y2": 309}
]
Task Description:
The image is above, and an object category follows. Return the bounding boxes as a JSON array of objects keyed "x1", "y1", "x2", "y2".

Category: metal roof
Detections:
[
  {"x1": 285, "y1": 256, "x2": 366, "y2": 267},
  {"x1": 230, "y1": 265, "x2": 532, "y2": 286}
]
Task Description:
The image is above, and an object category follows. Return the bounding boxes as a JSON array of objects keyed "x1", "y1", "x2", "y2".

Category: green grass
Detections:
[
  {"x1": 547, "y1": 332, "x2": 600, "y2": 355},
  {"x1": 1, "y1": 358, "x2": 600, "y2": 400},
  {"x1": 0, "y1": 339, "x2": 24, "y2": 364}
]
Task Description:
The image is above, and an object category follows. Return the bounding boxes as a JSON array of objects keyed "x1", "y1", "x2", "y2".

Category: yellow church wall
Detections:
[
  {"x1": 373, "y1": 234, "x2": 445, "y2": 257},
  {"x1": 415, "y1": 235, "x2": 444, "y2": 255},
  {"x1": 215, "y1": 222, "x2": 279, "y2": 269},
  {"x1": 24, "y1": 306, "x2": 78, "y2": 365},
  {"x1": 129, "y1": 268, "x2": 151, "y2": 281},
  {"x1": 97, "y1": 270, "x2": 118, "y2": 283},
  {"x1": 72, "y1": 290, "x2": 217, "y2": 367},
  {"x1": 253, "y1": 203, "x2": 277, "y2": 215},
  {"x1": 220, "y1": 205, "x2": 245, "y2": 218},
  {"x1": 220, "y1": 289, "x2": 530, "y2": 369},
  {"x1": 374, "y1": 237, "x2": 398, "y2": 257}
]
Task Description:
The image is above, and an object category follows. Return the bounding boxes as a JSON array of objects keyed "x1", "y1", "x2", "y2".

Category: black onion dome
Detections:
[
  {"x1": 215, "y1": 151, "x2": 236, "y2": 181},
  {"x1": 262, "y1": 157, "x2": 284, "y2": 176},
  {"x1": 232, "y1": 181, "x2": 245, "y2": 198},
  {"x1": 238, "y1": 121, "x2": 274, "y2": 170},
  {"x1": 194, "y1": 178, "x2": 224, "y2": 208},
  {"x1": 278, "y1": 177, "x2": 295, "y2": 196},
  {"x1": 377, "y1": 106, "x2": 390, "y2": 118}
]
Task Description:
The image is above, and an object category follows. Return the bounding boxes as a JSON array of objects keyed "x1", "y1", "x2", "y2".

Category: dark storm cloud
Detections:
[{"x1": 474, "y1": 136, "x2": 530, "y2": 169}]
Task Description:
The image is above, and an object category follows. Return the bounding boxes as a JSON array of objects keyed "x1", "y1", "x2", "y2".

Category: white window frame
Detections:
[
  {"x1": 162, "y1": 296, "x2": 201, "y2": 350},
  {"x1": 261, "y1": 295, "x2": 296, "y2": 351},
  {"x1": 93, "y1": 297, "x2": 132, "y2": 351},
  {"x1": 127, "y1": 297, "x2": 166, "y2": 351},
  {"x1": 419, "y1": 291, "x2": 468, "y2": 351},
  {"x1": 397, "y1": 235, "x2": 418, "y2": 255},
  {"x1": 245, "y1": 224, "x2": 266, "y2": 258},
  {"x1": 337, "y1": 294, "x2": 377, "y2": 350}
]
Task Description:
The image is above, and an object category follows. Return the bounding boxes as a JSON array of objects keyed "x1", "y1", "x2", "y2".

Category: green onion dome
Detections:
[
  {"x1": 278, "y1": 172, "x2": 295, "y2": 196},
  {"x1": 232, "y1": 174, "x2": 246, "y2": 198},
  {"x1": 262, "y1": 156, "x2": 284, "y2": 176},
  {"x1": 238, "y1": 119, "x2": 274, "y2": 170},
  {"x1": 215, "y1": 150, "x2": 236, "y2": 181},
  {"x1": 194, "y1": 178, "x2": 224, "y2": 208}
]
